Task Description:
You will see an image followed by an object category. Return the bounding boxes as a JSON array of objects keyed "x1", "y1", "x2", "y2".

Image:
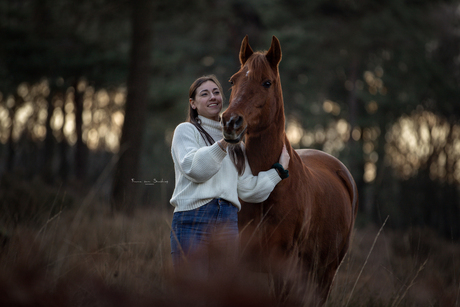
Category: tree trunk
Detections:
[
  {"x1": 74, "y1": 80, "x2": 87, "y2": 181},
  {"x1": 59, "y1": 100, "x2": 69, "y2": 183},
  {"x1": 111, "y1": 0, "x2": 153, "y2": 213},
  {"x1": 347, "y1": 57, "x2": 365, "y2": 215},
  {"x1": 42, "y1": 88, "x2": 56, "y2": 184}
]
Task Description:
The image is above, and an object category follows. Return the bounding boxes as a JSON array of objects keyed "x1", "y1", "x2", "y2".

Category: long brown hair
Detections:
[
  {"x1": 187, "y1": 75, "x2": 245, "y2": 175},
  {"x1": 187, "y1": 75, "x2": 223, "y2": 146}
]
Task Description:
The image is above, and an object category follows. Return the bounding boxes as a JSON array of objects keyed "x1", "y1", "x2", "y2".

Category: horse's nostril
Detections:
[
  {"x1": 224, "y1": 115, "x2": 244, "y2": 131},
  {"x1": 234, "y1": 116, "x2": 243, "y2": 129}
]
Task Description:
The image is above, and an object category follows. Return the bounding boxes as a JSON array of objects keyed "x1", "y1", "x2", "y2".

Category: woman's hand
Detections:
[
  {"x1": 217, "y1": 139, "x2": 229, "y2": 152},
  {"x1": 279, "y1": 144, "x2": 290, "y2": 169}
]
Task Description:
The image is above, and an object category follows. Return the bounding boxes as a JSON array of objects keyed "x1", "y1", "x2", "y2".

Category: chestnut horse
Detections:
[{"x1": 221, "y1": 36, "x2": 358, "y2": 305}]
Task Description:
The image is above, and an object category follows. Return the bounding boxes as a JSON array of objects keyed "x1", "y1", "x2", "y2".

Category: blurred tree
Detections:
[
  {"x1": 74, "y1": 81, "x2": 86, "y2": 181},
  {"x1": 0, "y1": 0, "x2": 130, "y2": 182},
  {"x1": 111, "y1": 0, "x2": 153, "y2": 213},
  {"x1": 0, "y1": 0, "x2": 129, "y2": 92}
]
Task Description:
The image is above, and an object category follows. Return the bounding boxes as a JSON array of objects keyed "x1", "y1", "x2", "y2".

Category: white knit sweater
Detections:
[{"x1": 170, "y1": 115, "x2": 282, "y2": 212}]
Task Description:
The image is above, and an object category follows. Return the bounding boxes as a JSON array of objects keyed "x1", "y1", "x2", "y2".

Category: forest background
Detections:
[
  {"x1": 2, "y1": 0, "x2": 459, "y2": 237},
  {"x1": 1, "y1": 0, "x2": 460, "y2": 305}
]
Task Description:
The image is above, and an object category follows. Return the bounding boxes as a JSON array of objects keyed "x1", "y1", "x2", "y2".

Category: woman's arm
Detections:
[
  {"x1": 237, "y1": 144, "x2": 290, "y2": 203},
  {"x1": 171, "y1": 123, "x2": 227, "y2": 183}
]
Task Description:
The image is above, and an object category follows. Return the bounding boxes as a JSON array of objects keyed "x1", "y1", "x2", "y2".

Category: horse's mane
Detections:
[
  {"x1": 244, "y1": 52, "x2": 272, "y2": 80},
  {"x1": 228, "y1": 144, "x2": 245, "y2": 176}
]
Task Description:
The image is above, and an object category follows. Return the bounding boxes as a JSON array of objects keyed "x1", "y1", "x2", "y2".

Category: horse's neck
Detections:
[
  {"x1": 245, "y1": 123, "x2": 285, "y2": 175},
  {"x1": 245, "y1": 88, "x2": 286, "y2": 175}
]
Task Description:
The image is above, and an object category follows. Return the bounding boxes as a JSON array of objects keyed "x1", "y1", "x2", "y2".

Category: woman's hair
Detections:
[{"x1": 187, "y1": 75, "x2": 245, "y2": 175}]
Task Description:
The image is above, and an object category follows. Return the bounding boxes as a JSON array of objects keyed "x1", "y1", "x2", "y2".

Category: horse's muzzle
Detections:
[{"x1": 221, "y1": 114, "x2": 246, "y2": 143}]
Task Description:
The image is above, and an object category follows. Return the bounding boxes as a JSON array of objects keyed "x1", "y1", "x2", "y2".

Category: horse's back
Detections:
[{"x1": 296, "y1": 148, "x2": 346, "y2": 172}]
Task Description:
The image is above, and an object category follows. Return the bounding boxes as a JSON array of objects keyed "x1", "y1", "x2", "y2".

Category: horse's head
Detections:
[{"x1": 222, "y1": 36, "x2": 283, "y2": 144}]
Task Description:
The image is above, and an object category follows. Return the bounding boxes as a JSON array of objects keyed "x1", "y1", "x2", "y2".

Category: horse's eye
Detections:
[
  {"x1": 263, "y1": 81, "x2": 272, "y2": 88},
  {"x1": 229, "y1": 80, "x2": 234, "y2": 86}
]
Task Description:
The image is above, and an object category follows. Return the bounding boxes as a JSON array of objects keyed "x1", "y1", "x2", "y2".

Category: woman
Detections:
[{"x1": 170, "y1": 75, "x2": 289, "y2": 272}]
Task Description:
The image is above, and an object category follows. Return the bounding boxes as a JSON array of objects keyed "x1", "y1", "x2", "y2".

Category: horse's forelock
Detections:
[{"x1": 244, "y1": 52, "x2": 274, "y2": 80}]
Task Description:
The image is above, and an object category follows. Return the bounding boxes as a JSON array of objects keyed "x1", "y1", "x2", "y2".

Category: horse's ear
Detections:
[
  {"x1": 239, "y1": 35, "x2": 254, "y2": 65},
  {"x1": 266, "y1": 36, "x2": 282, "y2": 68}
]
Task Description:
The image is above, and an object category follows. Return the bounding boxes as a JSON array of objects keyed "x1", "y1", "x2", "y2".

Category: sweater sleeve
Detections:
[
  {"x1": 171, "y1": 123, "x2": 227, "y2": 183},
  {"x1": 237, "y1": 157, "x2": 282, "y2": 203}
]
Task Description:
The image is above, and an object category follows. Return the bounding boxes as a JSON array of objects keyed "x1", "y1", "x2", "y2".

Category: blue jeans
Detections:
[{"x1": 170, "y1": 198, "x2": 239, "y2": 274}]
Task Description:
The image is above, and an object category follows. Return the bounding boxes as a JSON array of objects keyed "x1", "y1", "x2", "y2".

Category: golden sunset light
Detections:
[{"x1": 0, "y1": 80, "x2": 126, "y2": 153}]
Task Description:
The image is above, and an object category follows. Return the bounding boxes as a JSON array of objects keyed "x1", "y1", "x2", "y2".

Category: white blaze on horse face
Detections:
[
  {"x1": 231, "y1": 94, "x2": 242, "y2": 106},
  {"x1": 246, "y1": 70, "x2": 250, "y2": 77}
]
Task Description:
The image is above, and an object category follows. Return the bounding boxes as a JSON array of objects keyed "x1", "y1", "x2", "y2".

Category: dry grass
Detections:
[
  {"x1": 329, "y1": 225, "x2": 460, "y2": 307},
  {"x1": 1, "y1": 196, "x2": 460, "y2": 306}
]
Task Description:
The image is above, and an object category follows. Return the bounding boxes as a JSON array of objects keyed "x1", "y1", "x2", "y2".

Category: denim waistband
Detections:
[{"x1": 211, "y1": 198, "x2": 232, "y2": 206}]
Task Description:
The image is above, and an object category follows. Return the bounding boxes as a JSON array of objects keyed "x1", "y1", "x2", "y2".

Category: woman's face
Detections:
[{"x1": 190, "y1": 81, "x2": 223, "y2": 121}]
